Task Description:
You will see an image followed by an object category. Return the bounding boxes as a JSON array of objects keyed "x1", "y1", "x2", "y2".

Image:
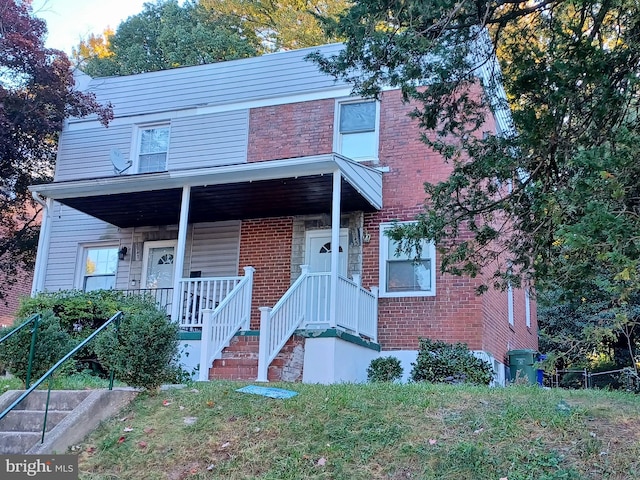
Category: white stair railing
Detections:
[
  {"x1": 198, "y1": 267, "x2": 255, "y2": 381},
  {"x1": 257, "y1": 265, "x2": 312, "y2": 382},
  {"x1": 178, "y1": 275, "x2": 244, "y2": 328},
  {"x1": 256, "y1": 266, "x2": 379, "y2": 382}
]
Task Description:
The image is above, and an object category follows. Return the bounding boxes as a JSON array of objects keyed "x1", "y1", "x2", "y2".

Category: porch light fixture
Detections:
[{"x1": 118, "y1": 246, "x2": 128, "y2": 260}]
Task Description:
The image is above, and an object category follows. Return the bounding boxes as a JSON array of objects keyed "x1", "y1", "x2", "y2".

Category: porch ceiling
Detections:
[{"x1": 31, "y1": 154, "x2": 383, "y2": 228}]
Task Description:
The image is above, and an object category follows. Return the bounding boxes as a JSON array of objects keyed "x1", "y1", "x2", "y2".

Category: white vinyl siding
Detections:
[
  {"x1": 54, "y1": 125, "x2": 131, "y2": 181},
  {"x1": 170, "y1": 111, "x2": 248, "y2": 169},
  {"x1": 188, "y1": 221, "x2": 240, "y2": 277},
  {"x1": 79, "y1": 44, "x2": 346, "y2": 120},
  {"x1": 379, "y1": 223, "x2": 436, "y2": 297}
]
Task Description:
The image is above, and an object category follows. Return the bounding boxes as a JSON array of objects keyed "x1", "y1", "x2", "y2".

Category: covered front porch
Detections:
[{"x1": 31, "y1": 154, "x2": 383, "y2": 381}]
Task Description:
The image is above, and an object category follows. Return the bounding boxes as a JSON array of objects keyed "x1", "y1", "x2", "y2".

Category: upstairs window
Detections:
[
  {"x1": 337, "y1": 100, "x2": 379, "y2": 161},
  {"x1": 379, "y1": 223, "x2": 436, "y2": 297},
  {"x1": 137, "y1": 125, "x2": 170, "y2": 173},
  {"x1": 82, "y1": 246, "x2": 118, "y2": 291}
]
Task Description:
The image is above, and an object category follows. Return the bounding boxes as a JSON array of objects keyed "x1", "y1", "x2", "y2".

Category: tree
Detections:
[
  {"x1": 309, "y1": 0, "x2": 640, "y2": 367},
  {"x1": 79, "y1": 0, "x2": 259, "y2": 77},
  {"x1": 201, "y1": 0, "x2": 350, "y2": 51},
  {"x1": 0, "y1": 0, "x2": 112, "y2": 303}
]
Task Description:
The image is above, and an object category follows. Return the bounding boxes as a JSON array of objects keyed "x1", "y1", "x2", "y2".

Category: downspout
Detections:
[
  {"x1": 30, "y1": 192, "x2": 52, "y2": 296},
  {"x1": 329, "y1": 169, "x2": 341, "y2": 328}
]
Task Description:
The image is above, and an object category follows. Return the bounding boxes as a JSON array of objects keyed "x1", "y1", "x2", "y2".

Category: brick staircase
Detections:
[{"x1": 207, "y1": 333, "x2": 305, "y2": 382}]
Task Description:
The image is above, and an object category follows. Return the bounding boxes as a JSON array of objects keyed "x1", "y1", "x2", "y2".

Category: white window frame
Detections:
[
  {"x1": 133, "y1": 123, "x2": 171, "y2": 173},
  {"x1": 525, "y1": 288, "x2": 531, "y2": 328},
  {"x1": 508, "y1": 285, "x2": 514, "y2": 326},
  {"x1": 76, "y1": 243, "x2": 119, "y2": 292},
  {"x1": 334, "y1": 98, "x2": 380, "y2": 162},
  {"x1": 379, "y1": 222, "x2": 436, "y2": 298}
]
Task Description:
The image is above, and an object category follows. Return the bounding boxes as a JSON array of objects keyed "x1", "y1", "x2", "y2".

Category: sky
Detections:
[{"x1": 31, "y1": 0, "x2": 149, "y2": 55}]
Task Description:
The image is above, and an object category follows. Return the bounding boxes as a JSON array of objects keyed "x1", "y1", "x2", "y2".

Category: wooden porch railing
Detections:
[{"x1": 257, "y1": 266, "x2": 378, "y2": 382}]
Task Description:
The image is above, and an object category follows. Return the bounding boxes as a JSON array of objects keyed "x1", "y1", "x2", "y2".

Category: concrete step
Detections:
[
  {"x1": 9, "y1": 390, "x2": 92, "y2": 411},
  {"x1": 0, "y1": 432, "x2": 42, "y2": 454},
  {"x1": 0, "y1": 410, "x2": 70, "y2": 432},
  {"x1": 0, "y1": 389, "x2": 137, "y2": 454}
]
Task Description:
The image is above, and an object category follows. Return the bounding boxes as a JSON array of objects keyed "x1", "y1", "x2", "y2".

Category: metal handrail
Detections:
[
  {"x1": 0, "y1": 311, "x2": 123, "y2": 445},
  {"x1": 0, "y1": 313, "x2": 42, "y2": 388},
  {"x1": 0, "y1": 313, "x2": 40, "y2": 344}
]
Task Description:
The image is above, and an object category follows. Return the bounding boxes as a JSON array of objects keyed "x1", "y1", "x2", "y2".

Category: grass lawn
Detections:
[{"x1": 75, "y1": 382, "x2": 640, "y2": 480}]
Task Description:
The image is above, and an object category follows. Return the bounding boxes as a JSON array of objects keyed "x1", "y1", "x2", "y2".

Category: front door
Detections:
[
  {"x1": 304, "y1": 230, "x2": 348, "y2": 326},
  {"x1": 305, "y1": 230, "x2": 348, "y2": 274},
  {"x1": 141, "y1": 240, "x2": 177, "y2": 311}
]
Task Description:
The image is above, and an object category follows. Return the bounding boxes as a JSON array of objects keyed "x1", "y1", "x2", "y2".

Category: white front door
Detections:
[
  {"x1": 141, "y1": 240, "x2": 177, "y2": 311},
  {"x1": 304, "y1": 230, "x2": 348, "y2": 326},
  {"x1": 305, "y1": 230, "x2": 348, "y2": 274}
]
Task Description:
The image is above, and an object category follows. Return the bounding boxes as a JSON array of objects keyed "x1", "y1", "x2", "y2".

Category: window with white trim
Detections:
[
  {"x1": 137, "y1": 124, "x2": 170, "y2": 173},
  {"x1": 379, "y1": 223, "x2": 436, "y2": 297},
  {"x1": 82, "y1": 246, "x2": 118, "y2": 291},
  {"x1": 336, "y1": 100, "x2": 379, "y2": 161}
]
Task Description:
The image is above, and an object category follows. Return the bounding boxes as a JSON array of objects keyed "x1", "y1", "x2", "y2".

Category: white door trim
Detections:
[{"x1": 304, "y1": 229, "x2": 348, "y2": 274}]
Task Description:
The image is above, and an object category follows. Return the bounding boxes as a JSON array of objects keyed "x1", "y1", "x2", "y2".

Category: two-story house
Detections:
[{"x1": 28, "y1": 44, "x2": 537, "y2": 384}]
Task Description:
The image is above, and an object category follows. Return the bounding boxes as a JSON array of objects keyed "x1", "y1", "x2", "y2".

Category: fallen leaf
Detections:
[
  {"x1": 86, "y1": 446, "x2": 96, "y2": 454},
  {"x1": 123, "y1": 427, "x2": 133, "y2": 432},
  {"x1": 179, "y1": 406, "x2": 185, "y2": 410},
  {"x1": 119, "y1": 417, "x2": 128, "y2": 422},
  {"x1": 143, "y1": 427, "x2": 154, "y2": 434},
  {"x1": 221, "y1": 442, "x2": 231, "y2": 449},
  {"x1": 207, "y1": 464, "x2": 215, "y2": 471},
  {"x1": 317, "y1": 457, "x2": 327, "y2": 466},
  {"x1": 428, "y1": 439, "x2": 437, "y2": 445},
  {"x1": 117, "y1": 436, "x2": 126, "y2": 444},
  {"x1": 473, "y1": 428, "x2": 484, "y2": 434},
  {"x1": 138, "y1": 441, "x2": 147, "y2": 449},
  {"x1": 206, "y1": 400, "x2": 215, "y2": 408},
  {"x1": 162, "y1": 400, "x2": 171, "y2": 406}
]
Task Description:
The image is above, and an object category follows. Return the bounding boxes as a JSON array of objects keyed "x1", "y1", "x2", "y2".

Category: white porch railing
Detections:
[
  {"x1": 178, "y1": 275, "x2": 244, "y2": 328},
  {"x1": 257, "y1": 265, "x2": 378, "y2": 382},
  {"x1": 198, "y1": 266, "x2": 255, "y2": 381}
]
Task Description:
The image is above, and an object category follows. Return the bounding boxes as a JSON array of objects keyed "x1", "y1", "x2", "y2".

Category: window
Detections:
[
  {"x1": 336, "y1": 100, "x2": 379, "y2": 161},
  {"x1": 82, "y1": 246, "x2": 118, "y2": 291},
  {"x1": 379, "y1": 223, "x2": 436, "y2": 297},
  {"x1": 508, "y1": 285, "x2": 514, "y2": 326},
  {"x1": 137, "y1": 125, "x2": 170, "y2": 173}
]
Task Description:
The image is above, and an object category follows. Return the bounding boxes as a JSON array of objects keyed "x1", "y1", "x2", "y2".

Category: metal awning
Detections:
[{"x1": 29, "y1": 154, "x2": 383, "y2": 228}]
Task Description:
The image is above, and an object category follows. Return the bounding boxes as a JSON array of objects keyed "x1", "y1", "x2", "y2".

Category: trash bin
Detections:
[{"x1": 508, "y1": 349, "x2": 537, "y2": 384}]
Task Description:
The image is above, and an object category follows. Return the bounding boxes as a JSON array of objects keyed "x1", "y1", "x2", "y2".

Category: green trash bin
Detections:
[{"x1": 508, "y1": 349, "x2": 537, "y2": 384}]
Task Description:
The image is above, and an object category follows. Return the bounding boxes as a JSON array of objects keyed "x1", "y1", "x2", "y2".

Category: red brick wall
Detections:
[
  {"x1": 238, "y1": 217, "x2": 294, "y2": 329},
  {"x1": 239, "y1": 88, "x2": 536, "y2": 360},
  {"x1": 247, "y1": 99, "x2": 334, "y2": 162},
  {"x1": 0, "y1": 270, "x2": 32, "y2": 327}
]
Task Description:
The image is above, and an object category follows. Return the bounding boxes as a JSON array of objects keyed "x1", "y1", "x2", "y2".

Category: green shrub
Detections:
[
  {"x1": 367, "y1": 356, "x2": 403, "y2": 382},
  {"x1": 0, "y1": 311, "x2": 76, "y2": 384},
  {"x1": 94, "y1": 309, "x2": 180, "y2": 391},
  {"x1": 16, "y1": 290, "x2": 166, "y2": 376},
  {"x1": 410, "y1": 337, "x2": 493, "y2": 385}
]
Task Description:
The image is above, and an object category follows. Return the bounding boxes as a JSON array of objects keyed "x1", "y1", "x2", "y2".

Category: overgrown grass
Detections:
[{"x1": 76, "y1": 382, "x2": 640, "y2": 480}]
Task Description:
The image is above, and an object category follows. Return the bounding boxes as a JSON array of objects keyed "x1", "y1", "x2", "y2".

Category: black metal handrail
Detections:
[
  {"x1": 0, "y1": 313, "x2": 41, "y2": 388},
  {"x1": 0, "y1": 311, "x2": 123, "y2": 445}
]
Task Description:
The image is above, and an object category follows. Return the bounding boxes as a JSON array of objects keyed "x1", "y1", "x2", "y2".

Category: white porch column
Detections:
[
  {"x1": 257, "y1": 306, "x2": 273, "y2": 382},
  {"x1": 31, "y1": 197, "x2": 53, "y2": 295},
  {"x1": 329, "y1": 169, "x2": 341, "y2": 328},
  {"x1": 170, "y1": 185, "x2": 191, "y2": 323}
]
